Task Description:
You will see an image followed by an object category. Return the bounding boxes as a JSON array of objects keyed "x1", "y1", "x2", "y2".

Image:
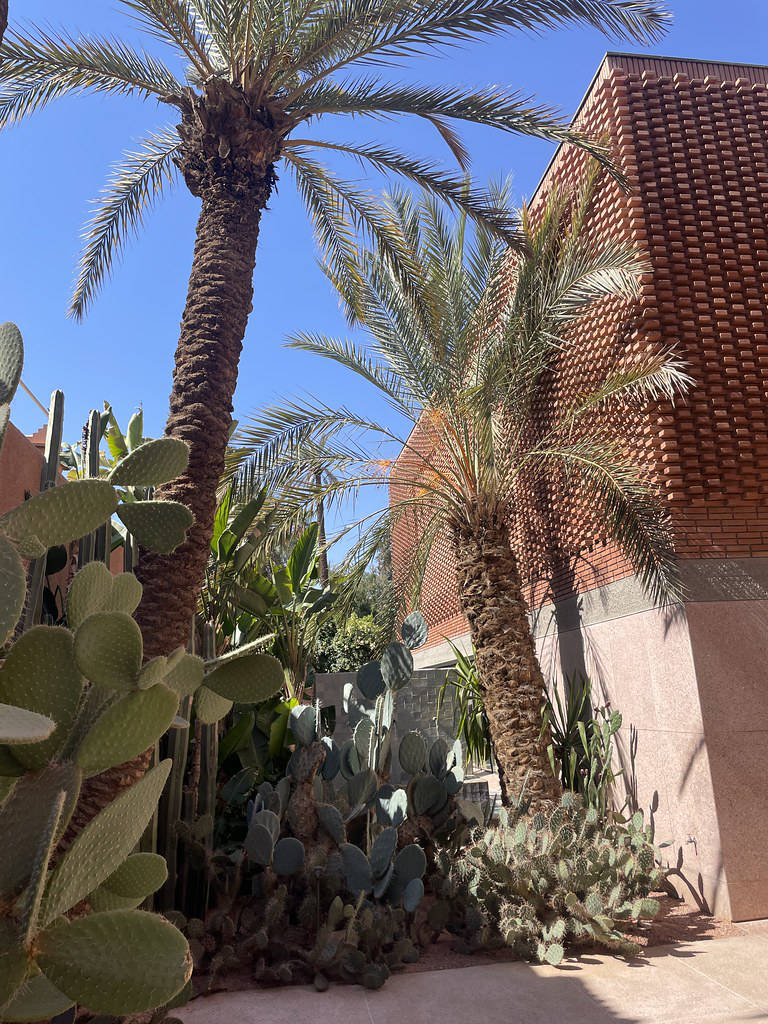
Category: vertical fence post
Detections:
[{"x1": 23, "y1": 389, "x2": 64, "y2": 631}]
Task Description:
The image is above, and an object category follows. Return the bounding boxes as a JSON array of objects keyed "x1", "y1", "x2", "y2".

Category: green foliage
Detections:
[
  {"x1": 437, "y1": 643, "x2": 494, "y2": 770},
  {"x1": 234, "y1": 524, "x2": 338, "y2": 701},
  {"x1": 314, "y1": 613, "x2": 385, "y2": 673},
  {"x1": 542, "y1": 675, "x2": 625, "y2": 817},
  {"x1": 433, "y1": 794, "x2": 663, "y2": 964}
]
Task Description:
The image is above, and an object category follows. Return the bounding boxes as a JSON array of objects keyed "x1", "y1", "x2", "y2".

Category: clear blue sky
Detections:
[{"x1": 1, "y1": 0, "x2": 766, "y2": 551}]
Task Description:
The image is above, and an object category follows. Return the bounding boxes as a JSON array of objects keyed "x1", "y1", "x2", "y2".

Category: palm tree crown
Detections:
[
  {"x1": 1, "y1": 0, "x2": 670, "y2": 317},
  {"x1": 232, "y1": 172, "x2": 691, "y2": 607}
]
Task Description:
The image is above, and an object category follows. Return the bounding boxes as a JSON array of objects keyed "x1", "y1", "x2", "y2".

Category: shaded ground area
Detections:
[{"x1": 177, "y1": 931, "x2": 768, "y2": 1024}]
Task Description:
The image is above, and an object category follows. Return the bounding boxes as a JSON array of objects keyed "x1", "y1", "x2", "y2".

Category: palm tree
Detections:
[
  {"x1": 0, "y1": 2, "x2": 7, "y2": 47},
  {"x1": 0, "y1": 0, "x2": 670, "y2": 660},
  {"x1": 229, "y1": 174, "x2": 691, "y2": 807}
]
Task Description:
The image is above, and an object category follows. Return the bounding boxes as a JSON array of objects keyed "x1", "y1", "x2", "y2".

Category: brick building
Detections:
[{"x1": 391, "y1": 53, "x2": 768, "y2": 921}]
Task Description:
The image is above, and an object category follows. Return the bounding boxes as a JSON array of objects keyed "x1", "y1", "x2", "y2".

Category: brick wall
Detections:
[{"x1": 391, "y1": 53, "x2": 768, "y2": 649}]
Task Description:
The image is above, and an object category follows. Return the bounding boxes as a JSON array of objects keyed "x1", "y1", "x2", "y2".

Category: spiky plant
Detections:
[
  {"x1": 228, "y1": 171, "x2": 691, "y2": 808},
  {"x1": 0, "y1": 0, "x2": 670, "y2": 662}
]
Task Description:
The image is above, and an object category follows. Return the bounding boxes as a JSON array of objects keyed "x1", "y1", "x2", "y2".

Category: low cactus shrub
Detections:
[{"x1": 431, "y1": 793, "x2": 663, "y2": 966}]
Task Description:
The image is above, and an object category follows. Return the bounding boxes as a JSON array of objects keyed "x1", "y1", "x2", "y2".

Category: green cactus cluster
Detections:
[
  {"x1": 171, "y1": 611, "x2": 491, "y2": 993},
  {"x1": 431, "y1": 792, "x2": 663, "y2": 966},
  {"x1": 0, "y1": 557, "x2": 286, "y2": 1018},
  {"x1": 0, "y1": 320, "x2": 289, "y2": 1018}
]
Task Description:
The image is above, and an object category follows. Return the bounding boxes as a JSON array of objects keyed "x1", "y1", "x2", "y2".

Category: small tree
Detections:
[{"x1": 230, "y1": 176, "x2": 690, "y2": 806}]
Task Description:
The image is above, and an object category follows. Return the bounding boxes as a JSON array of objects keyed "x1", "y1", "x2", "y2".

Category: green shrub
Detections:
[
  {"x1": 315, "y1": 613, "x2": 386, "y2": 673},
  {"x1": 431, "y1": 793, "x2": 663, "y2": 966}
]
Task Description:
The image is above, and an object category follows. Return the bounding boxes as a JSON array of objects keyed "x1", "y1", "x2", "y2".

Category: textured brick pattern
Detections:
[{"x1": 391, "y1": 54, "x2": 768, "y2": 649}]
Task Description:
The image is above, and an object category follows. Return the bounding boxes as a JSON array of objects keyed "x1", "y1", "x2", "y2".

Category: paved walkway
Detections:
[{"x1": 177, "y1": 929, "x2": 768, "y2": 1024}]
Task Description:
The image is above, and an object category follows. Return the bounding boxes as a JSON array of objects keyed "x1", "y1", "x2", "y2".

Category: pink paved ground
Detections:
[{"x1": 177, "y1": 930, "x2": 768, "y2": 1024}]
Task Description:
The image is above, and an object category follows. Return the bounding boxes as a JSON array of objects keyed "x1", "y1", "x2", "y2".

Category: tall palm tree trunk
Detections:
[
  {"x1": 452, "y1": 505, "x2": 560, "y2": 811},
  {"x1": 0, "y1": 1, "x2": 8, "y2": 45},
  {"x1": 136, "y1": 151, "x2": 276, "y2": 658},
  {"x1": 71, "y1": 181, "x2": 270, "y2": 833},
  {"x1": 73, "y1": 90, "x2": 282, "y2": 830}
]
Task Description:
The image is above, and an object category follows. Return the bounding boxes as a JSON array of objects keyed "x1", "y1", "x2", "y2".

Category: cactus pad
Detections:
[
  {"x1": 0, "y1": 480, "x2": 118, "y2": 550},
  {"x1": 204, "y1": 651, "x2": 283, "y2": 704},
  {"x1": 136, "y1": 655, "x2": 168, "y2": 689},
  {"x1": 401, "y1": 611, "x2": 428, "y2": 650},
  {"x1": 0, "y1": 626, "x2": 83, "y2": 769},
  {"x1": 0, "y1": 704, "x2": 55, "y2": 745},
  {"x1": 108, "y1": 438, "x2": 189, "y2": 487},
  {"x1": 244, "y1": 824, "x2": 274, "y2": 866},
  {"x1": 42, "y1": 759, "x2": 171, "y2": 925},
  {"x1": 273, "y1": 837, "x2": 305, "y2": 876},
  {"x1": 356, "y1": 661, "x2": 385, "y2": 700},
  {"x1": 0, "y1": 763, "x2": 80, "y2": 899},
  {"x1": 36, "y1": 910, "x2": 192, "y2": 1014},
  {"x1": 100, "y1": 853, "x2": 168, "y2": 900},
  {"x1": 0, "y1": 535, "x2": 25, "y2": 645},
  {"x1": 116, "y1": 501, "x2": 193, "y2": 554},
  {"x1": 320, "y1": 736, "x2": 341, "y2": 780},
  {"x1": 398, "y1": 731, "x2": 428, "y2": 776},
  {"x1": 0, "y1": 920, "x2": 29, "y2": 1011},
  {"x1": 380, "y1": 642, "x2": 413, "y2": 690},
  {"x1": 347, "y1": 767, "x2": 377, "y2": 812},
  {"x1": 67, "y1": 563, "x2": 142, "y2": 630},
  {"x1": 73, "y1": 611, "x2": 142, "y2": 690},
  {"x1": 339, "y1": 843, "x2": 372, "y2": 895},
  {"x1": 429, "y1": 738, "x2": 449, "y2": 779},
  {"x1": 164, "y1": 653, "x2": 205, "y2": 697},
  {"x1": 76, "y1": 684, "x2": 178, "y2": 777},
  {"x1": 370, "y1": 827, "x2": 397, "y2": 878},
  {"x1": 0, "y1": 972, "x2": 73, "y2": 1022},
  {"x1": 194, "y1": 685, "x2": 232, "y2": 724},
  {"x1": 402, "y1": 877, "x2": 424, "y2": 912},
  {"x1": 289, "y1": 704, "x2": 316, "y2": 746},
  {"x1": 394, "y1": 844, "x2": 427, "y2": 884},
  {"x1": 375, "y1": 784, "x2": 408, "y2": 827},
  {"x1": 316, "y1": 803, "x2": 345, "y2": 845},
  {"x1": 0, "y1": 322, "x2": 23, "y2": 406}
]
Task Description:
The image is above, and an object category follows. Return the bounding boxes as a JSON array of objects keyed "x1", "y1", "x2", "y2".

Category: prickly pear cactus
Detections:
[
  {"x1": 0, "y1": 334, "x2": 287, "y2": 1019},
  {"x1": 182, "y1": 610, "x2": 485, "y2": 993},
  {"x1": 432, "y1": 793, "x2": 664, "y2": 965}
]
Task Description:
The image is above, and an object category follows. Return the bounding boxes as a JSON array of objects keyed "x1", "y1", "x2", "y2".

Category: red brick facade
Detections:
[{"x1": 391, "y1": 54, "x2": 768, "y2": 650}]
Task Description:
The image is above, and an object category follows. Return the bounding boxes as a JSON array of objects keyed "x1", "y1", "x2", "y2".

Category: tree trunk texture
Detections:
[
  {"x1": 135, "y1": 179, "x2": 267, "y2": 657},
  {"x1": 0, "y1": 0, "x2": 7, "y2": 45},
  {"x1": 73, "y1": 81, "x2": 282, "y2": 830},
  {"x1": 452, "y1": 506, "x2": 561, "y2": 811}
]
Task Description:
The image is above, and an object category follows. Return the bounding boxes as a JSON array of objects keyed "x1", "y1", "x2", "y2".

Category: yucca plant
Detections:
[
  {"x1": 0, "y1": 0, "x2": 670, "y2": 664},
  {"x1": 228, "y1": 171, "x2": 691, "y2": 808}
]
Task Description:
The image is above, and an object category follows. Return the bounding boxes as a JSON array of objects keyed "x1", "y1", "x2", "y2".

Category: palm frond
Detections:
[
  {"x1": 70, "y1": 127, "x2": 181, "y2": 319},
  {"x1": 117, "y1": 0, "x2": 217, "y2": 75},
  {"x1": 286, "y1": 139, "x2": 520, "y2": 244},
  {"x1": 0, "y1": 27, "x2": 182, "y2": 128},
  {"x1": 283, "y1": 149, "x2": 429, "y2": 322},
  {"x1": 533, "y1": 436, "x2": 680, "y2": 604},
  {"x1": 556, "y1": 348, "x2": 693, "y2": 438},
  {"x1": 288, "y1": 0, "x2": 669, "y2": 90},
  {"x1": 292, "y1": 78, "x2": 611, "y2": 167},
  {"x1": 286, "y1": 331, "x2": 420, "y2": 419}
]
